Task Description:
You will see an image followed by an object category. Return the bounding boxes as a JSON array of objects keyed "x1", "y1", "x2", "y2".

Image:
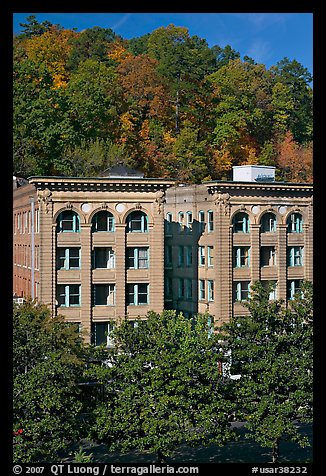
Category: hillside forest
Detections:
[{"x1": 13, "y1": 16, "x2": 313, "y2": 183}]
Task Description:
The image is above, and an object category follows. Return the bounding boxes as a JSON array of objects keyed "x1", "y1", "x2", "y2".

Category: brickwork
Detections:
[{"x1": 13, "y1": 175, "x2": 313, "y2": 341}]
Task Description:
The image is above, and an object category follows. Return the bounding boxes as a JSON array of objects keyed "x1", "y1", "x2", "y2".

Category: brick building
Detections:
[{"x1": 13, "y1": 165, "x2": 313, "y2": 343}]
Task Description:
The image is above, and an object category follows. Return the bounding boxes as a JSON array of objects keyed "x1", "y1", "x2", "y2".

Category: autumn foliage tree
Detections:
[
  {"x1": 13, "y1": 17, "x2": 313, "y2": 183},
  {"x1": 276, "y1": 131, "x2": 313, "y2": 183}
]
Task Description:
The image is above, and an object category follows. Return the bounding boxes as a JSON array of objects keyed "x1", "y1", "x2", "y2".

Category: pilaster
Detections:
[
  {"x1": 250, "y1": 224, "x2": 261, "y2": 283},
  {"x1": 277, "y1": 224, "x2": 288, "y2": 301},
  {"x1": 115, "y1": 223, "x2": 126, "y2": 320},
  {"x1": 80, "y1": 224, "x2": 92, "y2": 342}
]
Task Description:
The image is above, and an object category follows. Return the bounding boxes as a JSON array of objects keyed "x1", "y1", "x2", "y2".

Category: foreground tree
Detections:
[
  {"x1": 13, "y1": 300, "x2": 86, "y2": 462},
  {"x1": 219, "y1": 281, "x2": 313, "y2": 463},
  {"x1": 87, "y1": 311, "x2": 237, "y2": 462}
]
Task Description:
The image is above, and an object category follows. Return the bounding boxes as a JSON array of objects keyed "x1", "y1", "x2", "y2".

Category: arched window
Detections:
[
  {"x1": 126, "y1": 211, "x2": 148, "y2": 233},
  {"x1": 287, "y1": 213, "x2": 303, "y2": 233},
  {"x1": 57, "y1": 210, "x2": 80, "y2": 233},
  {"x1": 165, "y1": 212, "x2": 173, "y2": 234},
  {"x1": 92, "y1": 210, "x2": 115, "y2": 232},
  {"x1": 261, "y1": 213, "x2": 277, "y2": 233},
  {"x1": 233, "y1": 212, "x2": 250, "y2": 233}
]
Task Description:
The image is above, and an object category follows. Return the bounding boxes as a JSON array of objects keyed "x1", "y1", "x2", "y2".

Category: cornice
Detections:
[
  {"x1": 28, "y1": 176, "x2": 175, "y2": 193},
  {"x1": 206, "y1": 181, "x2": 313, "y2": 193}
]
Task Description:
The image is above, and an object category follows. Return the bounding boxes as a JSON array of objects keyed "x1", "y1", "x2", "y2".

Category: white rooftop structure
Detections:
[{"x1": 232, "y1": 165, "x2": 276, "y2": 182}]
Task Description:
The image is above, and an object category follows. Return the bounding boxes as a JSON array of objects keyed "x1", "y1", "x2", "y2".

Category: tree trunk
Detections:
[
  {"x1": 272, "y1": 439, "x2": 280, "y2": 463},
  {"x1": 157, "y1": 450, "x2": 166, "y2": 464}
]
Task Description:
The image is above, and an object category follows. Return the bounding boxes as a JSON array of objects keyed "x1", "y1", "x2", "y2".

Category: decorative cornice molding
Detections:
[{"x1": 37, "y1": 188, "x2": 52, "y2": 213}]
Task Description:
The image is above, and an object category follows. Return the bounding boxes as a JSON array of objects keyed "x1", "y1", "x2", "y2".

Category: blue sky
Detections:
[{"x1": 12, "y1": 12, "x2": 313, "y2": 74}]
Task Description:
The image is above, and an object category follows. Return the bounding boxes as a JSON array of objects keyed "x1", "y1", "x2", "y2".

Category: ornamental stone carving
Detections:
[
  {"x1": 155, "y1": 190, "x2": 165, "y2": 214},
  {"x1": 213, "y1": 192, "x2": 231, "y2": 215},
  {"x1": 37, "y1": 188, "x2": 52, "y2": 214}
]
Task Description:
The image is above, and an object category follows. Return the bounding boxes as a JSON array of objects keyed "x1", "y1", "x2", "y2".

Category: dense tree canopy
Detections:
[
  {"x1": 86, "y1": 311, "x2": 237, "y2": 462},
  {"x1": 13, "y1": 17, "x2": 313, "y2": 182},
  {"x1": 13, "y1": 300, "x2": 87, "y2": 462},
  {"x1": 219, "y1": 281, "x2": 313, "y2": 463}
]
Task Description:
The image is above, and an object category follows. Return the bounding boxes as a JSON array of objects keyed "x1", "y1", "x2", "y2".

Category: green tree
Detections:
[
  {"x1": 147, "y1": 25, "x2": 216, "y2": 133},
  {"x1": 219, "y1": 281, "x2": 313, "y2": 463},
  {"x1": 65, "y1": 59, "x2": 120, "y2": 144},
  {"x1": 87, "y1": 311, "x2": 236, "y2": 462},
  {"x1": 17, "y1": 15, "x2": 55, "y2": 39},
  {"x1": 13, "y1": 300, "x2": 87, "y2": 462},
  {"x1": 13, "y1": 58, "x2": 76, "y2": 176},
  {"x1": 67, "y1": 26, "x2": 122, "y2": 71},
  {"x1": 211, "y1": 44, "x2": 240, "y2": 69},
  {"x1": 271, "y1": 58, "x2": 313, "y2": 143}
]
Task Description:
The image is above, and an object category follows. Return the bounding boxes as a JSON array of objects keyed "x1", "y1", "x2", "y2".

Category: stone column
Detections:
[
  {"x1": 304, "y1": 212, "x2": 313, "y2": 282},
  {"x1": 149, "y1": 211, "x2": 165, "y2": 313},
  {"x1": 39, "y1": 198, "x2": 55, "y2": 314},
  {"x1": 277, "y1": 224, "x2": 288, "y2": 301},
  {"x1": 216, "y1": 211, "x2": 233, "y2": 324},
  {"x1": 80, "y1": 223, "x2": 92, "y2": 342},
  {"x1": 114, "y1": 223, "x2": 126, "y2": 321},
  {"x1": 250, "y1": 224, "x2": 261, "y2": 284}
]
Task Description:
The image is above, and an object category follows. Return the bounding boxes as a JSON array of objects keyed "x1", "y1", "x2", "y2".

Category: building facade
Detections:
[{"x1": 13, "y1": 166, "x2": 313, "y2": 343}]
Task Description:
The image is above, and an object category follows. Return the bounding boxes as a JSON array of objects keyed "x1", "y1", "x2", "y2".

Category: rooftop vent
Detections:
[{"x1": 232, "y1": 165, "x2": 276, "y2": 183}]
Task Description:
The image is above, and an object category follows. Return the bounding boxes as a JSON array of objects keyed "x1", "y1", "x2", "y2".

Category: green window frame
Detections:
[
  {"x1": 57, "y1": 211, "x2": 80, "y2": 233},
  {"x1": 57, "y1": 247, "x2": 81, "y2": 270},
  {"x1": 92, "y1": 211, "x2": 115, "y2": 232},
  {"x1": 233, "y1": 212, "x2": 250, "y2": 233},
  {"x1": 127, "y1": 283, "x2": 149, "y2": 305},
  {"x1": 57, "y1": 284, "x2": 81, "y2": 307},
  {"x1": 287, "y1": 213, "x2": 303, "y2": 233},
  {"x1": 127, "y1": 247, "x2": 149, "y2": 269},
  {"x1": 126, "y1": 211, "x2": 148, "y2": 233}
]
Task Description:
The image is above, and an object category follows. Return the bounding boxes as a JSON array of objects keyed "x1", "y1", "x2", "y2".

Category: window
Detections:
[
  {"x1": 207, "y1": 246, "x2": 214, "y2": 267},
  {"x1": 233, "y1": 247, "x2": 250, "y2": 268},
  {"x1": 57, "y1": 211, "x2": 80, "y2": 233},
  {"x1": 127, "y1": 247, "x2": 149, "y2": 269},
  {"x1": 198, "y1": 211, "x2": 205, "y2": 231},
  {"x1": 165, "y1": 246, "x2": 172, "y2": 267},
  {"x1": 35, "y1": 208, "x2": 40, "y2": 233},
  {"x1": 287, "y1": 280, "x2": 302, "y2": 300},
  {"x1": 93, "y1": 247, "x2": 115, "y2": 269},
  {"x1": 57, "y1": 248, "x2": 81, "y2": 270},
  {"x1": 260, "y1": 246, "x2": 277, "y2": 267},
  {"x1": 178, "y1": 246, "x2": 184, "y2": 267},
  {"x1": 199, "y1": 280, "x2": 205, "y2": 301},
  {"x1": 233, "y1": 281, "x2": 250, "y2": 302},
  {"x1": 208, "y1": 280, "x2": 214, "y2": 302},
  {"x1": 127, "y1": 284, "x2": 149, "y2": 305},
  {"x1": 261, "y1": 213, "x2": 277, "y2": 233},
  {"x1": 165, "y1": 277, "x2": 173, "y2": 299},
  {"x1": 126, "y1": 211, "x2": 148, "y2": 233},
  {"x1": 57, "y1": 284, "x2": 81, "y2": 307},
  {"x1": 199, "y1": 246, "x2": 205, "y2": 266},
  {"x1": 185, "y1": 279, "x2": 193, "y2": 299},
  {"x1": 92, "y1": 210, "x2": 115, "y2": 232},
  {"x1": 165, "y1": 213, "x2": 173, "y2": 234},
  {"x1": 207, "y1": 210, "x2": 214, "y2": 232},
  {"x1": 178, "y1": 278, "x2": 185, "y2": 299},
  {"x1": 92, "y1": 284, "x2": 115, "y2": 306},
  {"x1": 262, "y1": 281, "x2": 277, "y2": 300},
  {"x1": 185, "y1": 246, "x2": 193, "y2": 266},
  {"x1": 178, "y1": 212, "x2": 185, "y2": 232},
  {"x1": 287, "y1": 247, "x2": 304, "y2": 267},
  {"x1": 287, "y1": 213, "x2": 303, "y2": 233},
  {"x1": 91, "y1": 322, "x2": 115, "y2": 347},
  {"x1": 186, "y1": 211, "x2": 193, "y2": 231},
  {"x1": 17, "y1": 213, "x2": 21, "y2": 233},
  {"x1": 233, "y1": 212, "x2": 250, "y2": 233}
]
